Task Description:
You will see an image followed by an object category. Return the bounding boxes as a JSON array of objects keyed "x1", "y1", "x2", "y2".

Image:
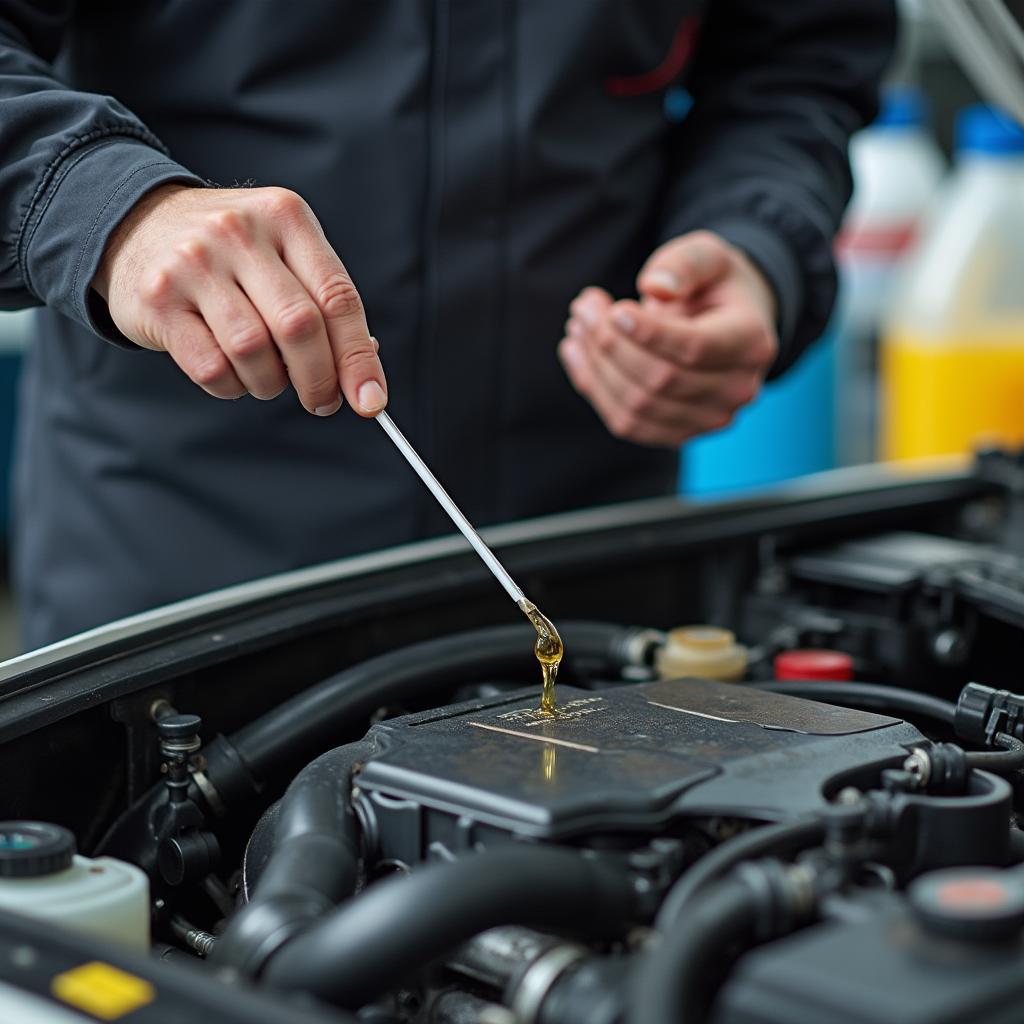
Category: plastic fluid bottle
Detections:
[
  {"x1": 0, "y1": 821, "x2": 150, "y2": 951},
  {"x1": 680, "y1": 332, "x2": 835, "y2": 497},
  {"x1": 881, "y1": 105, "x2": 1024, "y2": 462},
  {"x1": 835, "y1": 86, "x2": 945, "y2": 466}
]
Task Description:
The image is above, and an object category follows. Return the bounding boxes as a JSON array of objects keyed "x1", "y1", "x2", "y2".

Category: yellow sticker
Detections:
[{"x1": 51, "y1": 961, "x2": 155, "y2": 1021}]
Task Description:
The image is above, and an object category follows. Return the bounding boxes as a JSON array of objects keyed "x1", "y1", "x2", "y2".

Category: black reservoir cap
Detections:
[
  {"x1": 157, "y1": 713, "x2": 202, "y2": 741},
  {"x1": 0, "y1": 821, "x2": 76, "y2": 877}
]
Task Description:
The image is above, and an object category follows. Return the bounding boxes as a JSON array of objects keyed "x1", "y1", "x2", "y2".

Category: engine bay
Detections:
[{"x1": 2, "y1": 457, "x2": 1024, "y2": 1023}]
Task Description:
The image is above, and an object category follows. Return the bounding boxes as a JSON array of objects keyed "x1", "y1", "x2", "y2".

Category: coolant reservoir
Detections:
[
  {"x1": 0, "y1": 822, "x2": 149, "y2": 951},
  {"x1": 655, "y1": 626, "x2": 748, "y2": 681}
]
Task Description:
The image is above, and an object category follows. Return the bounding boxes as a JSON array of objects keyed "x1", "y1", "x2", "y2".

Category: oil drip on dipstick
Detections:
[{"x1": 518, "y1": 599, "x2": 563, "y2": 713}]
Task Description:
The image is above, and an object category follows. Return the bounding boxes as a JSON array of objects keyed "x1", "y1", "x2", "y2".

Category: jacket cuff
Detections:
[
  {"x1": 20, "y1": 137, "x2": 204, "y2": 346},
  {"x1": 695, "y1": 218, "x2": 805, "y2": 379}
]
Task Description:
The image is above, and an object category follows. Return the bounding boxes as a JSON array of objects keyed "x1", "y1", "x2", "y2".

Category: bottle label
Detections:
[{"x1": 836, "y1": 221, "x2": 918, "y2": 260}]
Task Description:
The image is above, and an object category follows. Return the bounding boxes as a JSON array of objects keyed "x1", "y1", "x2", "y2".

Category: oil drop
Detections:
[{"x1": 518, "y1": 599, "x2": 563, "y2": 714}]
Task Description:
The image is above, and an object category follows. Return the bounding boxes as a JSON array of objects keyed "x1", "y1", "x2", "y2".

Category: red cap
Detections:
[{"x1": 774, "y1": 649, "x2": 854, "y2": 682}]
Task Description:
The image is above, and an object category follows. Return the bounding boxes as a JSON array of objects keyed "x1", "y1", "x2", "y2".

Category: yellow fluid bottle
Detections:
[
  {"x1": 882, "y1": 326, "x2": 1024, "y2": 460},
  {"x1": 881, "y1": 106, "x2": 1024, "y2": 463}
]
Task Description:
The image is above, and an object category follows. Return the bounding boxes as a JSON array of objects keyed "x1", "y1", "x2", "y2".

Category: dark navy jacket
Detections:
[{"x1": 0, "y1": 1, "x2": 895, "y2": 647}]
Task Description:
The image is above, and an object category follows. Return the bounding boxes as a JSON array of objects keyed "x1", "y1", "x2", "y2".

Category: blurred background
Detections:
[
  {"x1": 0, "y1": 0, "x2": 1020, "y2": 659},
  {"x1": 683, "y1": 0, "x2": 1024, "y2": 496}
]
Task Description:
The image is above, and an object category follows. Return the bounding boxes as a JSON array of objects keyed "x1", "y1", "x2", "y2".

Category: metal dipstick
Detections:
[{"x1": 375, "y1": 411, "x2": 526, "y2": 604}]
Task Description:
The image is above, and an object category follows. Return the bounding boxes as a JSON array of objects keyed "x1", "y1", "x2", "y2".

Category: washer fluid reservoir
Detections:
[{"x1": 0, "y1": 821, "x2": 149, "y2": 951}]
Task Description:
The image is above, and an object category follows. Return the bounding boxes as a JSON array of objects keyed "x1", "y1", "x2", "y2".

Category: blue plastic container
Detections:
[{"x1": 680, "y1": 330, "x2": 836, "y2": 498}]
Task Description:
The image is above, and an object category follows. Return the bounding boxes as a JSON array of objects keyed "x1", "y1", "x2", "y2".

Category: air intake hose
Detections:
[{"x1": 263, "y1": 845, "x2": 636, "y2": 1008}]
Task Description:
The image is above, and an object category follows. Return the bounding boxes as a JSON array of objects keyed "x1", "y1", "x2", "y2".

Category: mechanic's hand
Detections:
[
  {"x1": 92, "y1": 184, "x2": 387, "y2": 417},
  {"x1": 559, "y1": 231, "x2": 777, "y2": 446}
]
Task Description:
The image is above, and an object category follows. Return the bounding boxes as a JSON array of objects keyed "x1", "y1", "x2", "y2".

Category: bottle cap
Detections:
[
  {"x1": 875, "y1": 86, "x2": 929, "y2": 130},
  {"x1": 156, "y1": 713, "x2": 202, "y2": 741},
  {"x1": 670, "y1": 626, "x2": 735, "y2": 650},
  {"x1": 0, "y1": 822, "x2": 76, "y2": 877},
  {"x1": 655, "y1": 626, "x2": 748, "y2": 682},
  {"x1": 956, "y1": 104, "x2": 1024, "y2": 156},
  {"x1": 774, "y1": 649, "x2": 854, "y2": 682}
]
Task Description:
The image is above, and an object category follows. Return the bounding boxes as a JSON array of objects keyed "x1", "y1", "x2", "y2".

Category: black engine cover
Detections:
[{"x1": 354, "y1": 679, "x2": 925, "y2": 864}]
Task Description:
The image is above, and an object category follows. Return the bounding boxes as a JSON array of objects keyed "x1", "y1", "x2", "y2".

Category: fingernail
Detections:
[
  {"x1": 258, "y1": 384, "x2": 289, "y2": 402},
  {"x1": 576, "y1": 304, "x2": 598, "y2": 328},
  {"x1": 612, "y1": 309, "x2": 637, "y2": 336},
  {"x1": 561, "y1": 339, "x2": 582, "y2": 369},
  {"x1": 644, "y1": 269, "x2": 680, "y2": 294},
  {"x1": 314, "y1": 396, "x2": 342, "y2": 417},
  {"x1": 358, "y1": 380, "x2": 387, "y2": 413}
]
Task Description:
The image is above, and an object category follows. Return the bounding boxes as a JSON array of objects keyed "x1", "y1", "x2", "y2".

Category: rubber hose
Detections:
[
  {"x1": 655, "y1": 817, "x2": 825, "y2": 931},
  {"x1": 1008, "y1": 828, "x2": 1024, "y2": 864},
  {"x1": 750, "y1": 680, "x2": 956, "y2": 726},
  {"x1": 965, "y1": 732, "x2": 1024, "y2": 772},
  {"x1": 210, "y1": 740, "x2": 374, "y2": 975},
  {"x1": 263, "y1": 845, "x2": 636, "y2": 1009},
  {"x1": 629, "y1": 878, "x2": 757, "y2": 1024},
  {"x1": 233, "y1": 621, "x2": 641, "y2": 780}
]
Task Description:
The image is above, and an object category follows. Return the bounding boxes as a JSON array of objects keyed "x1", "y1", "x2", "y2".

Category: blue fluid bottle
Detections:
[{"x1": 681, "y1": 331, "x2": 836, "y2": 498}]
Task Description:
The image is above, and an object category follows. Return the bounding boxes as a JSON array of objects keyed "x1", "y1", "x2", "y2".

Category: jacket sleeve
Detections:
[
  {"x1": 0, "y1": 0, "x2": 204, "y2": 341},
  {"x1": 663, "y1": 0, "x2": 897, "y2": 375}
]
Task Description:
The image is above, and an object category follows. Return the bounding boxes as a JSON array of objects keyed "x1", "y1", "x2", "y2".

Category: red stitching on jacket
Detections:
[{"x1": 605, "y1": 16, "x2": 699, "y2": 97}]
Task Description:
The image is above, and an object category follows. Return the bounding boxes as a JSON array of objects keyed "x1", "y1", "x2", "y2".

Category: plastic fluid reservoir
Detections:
[
  {"x1": 835, "y1": 86, "x2": 945, "y2": 466},
  {"x1": 881, "y1": 105, "x2": 1024, "y2": 462},
  {"x1": 655, "y1": 626, "x2": 748, "y2": 681},
  {"x1": 0, "y1": 822, "x2": 149, "y2": 951}
]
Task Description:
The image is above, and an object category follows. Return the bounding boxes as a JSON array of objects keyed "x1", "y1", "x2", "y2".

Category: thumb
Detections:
[{"x1": 637, "y1": 230, "x2": 731, "y2": 301}]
